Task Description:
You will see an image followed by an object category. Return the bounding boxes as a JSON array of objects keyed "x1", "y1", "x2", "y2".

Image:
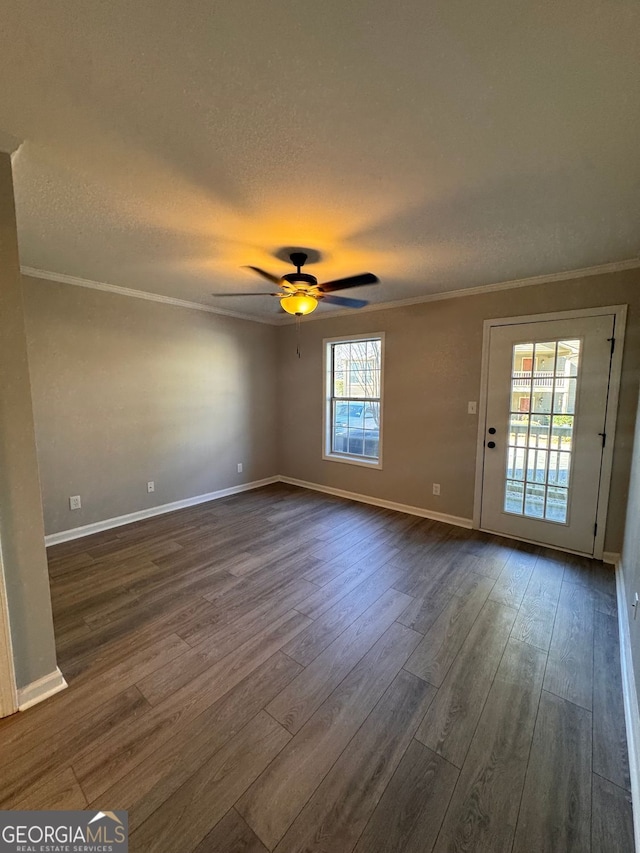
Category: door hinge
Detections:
[
  {"x1": 598, "y1": 431, "x2": 606, "y2": 448},
  {"x1": 608, "y1": 336, "x2": 615, "y2": 355},
  {"x1": 594, "y1": 522, "x2": 598, "y2": 537}
]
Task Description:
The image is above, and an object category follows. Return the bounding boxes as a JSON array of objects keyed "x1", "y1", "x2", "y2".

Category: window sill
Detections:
[{"x1": 323, "y1": 452, "x2": 383, "y2": 470}]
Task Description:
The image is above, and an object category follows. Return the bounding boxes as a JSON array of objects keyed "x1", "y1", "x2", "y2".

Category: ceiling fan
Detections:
[{"x1": 211, "y1": 252, "x2": 379, "y2": 316}]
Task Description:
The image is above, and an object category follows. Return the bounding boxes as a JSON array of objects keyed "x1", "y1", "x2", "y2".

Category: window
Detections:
[{"x1": 324, "y1": 334, "x2": 383, "y2": 467}]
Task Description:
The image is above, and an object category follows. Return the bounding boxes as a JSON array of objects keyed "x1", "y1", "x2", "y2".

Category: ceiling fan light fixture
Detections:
[
  {"x1": 280, "y1": 293, "x2": 318, "y2": 316},
  {"x1": 212, "y1": 251, "x2": 379, "y2": 317}
]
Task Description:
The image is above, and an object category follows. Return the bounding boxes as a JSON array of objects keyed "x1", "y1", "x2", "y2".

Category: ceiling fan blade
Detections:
[
  {"x1": 211, "y1": 292, "x2": 279, "y2": 297},
  {"x1": 321, "y1": 294, "x2": 369, "y2": 309},
  {"x1": 318, "y1": 272, "x2": 379, "y2": 293},
  {"x1": 243, "y1": 265, "x2": 281, "y2": 284}
]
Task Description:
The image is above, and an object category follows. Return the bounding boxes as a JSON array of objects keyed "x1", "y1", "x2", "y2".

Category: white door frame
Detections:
[
  {"x1": 473, "y1": 304, "x2": 627, "y2": 560},
  {"x1": 0, "y1": 540, "x2": 18, "y2": 717}
]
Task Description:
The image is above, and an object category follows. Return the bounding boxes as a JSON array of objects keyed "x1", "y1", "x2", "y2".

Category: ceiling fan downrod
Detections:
[{"x1": 289, "y1": 252, "x2": 308, "y2": 274}]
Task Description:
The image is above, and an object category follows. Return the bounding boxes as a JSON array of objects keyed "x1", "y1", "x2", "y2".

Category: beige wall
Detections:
[
  {"x1": 22, "y1": 277, "x2": 278, "y2": 535},
  {"x1": 278, "y1": 269, "x2": 640, "y2": 553},
  {"x1": 0, "y1": 154, "x2": 58, "y2": 689},
  {"x1": 18, "y1": 267, "x2": 640, "y2": 553}
]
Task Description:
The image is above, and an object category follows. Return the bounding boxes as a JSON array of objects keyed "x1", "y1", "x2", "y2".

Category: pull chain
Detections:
[{"x1": 296, "y1": 314, "x2": 301, "y2": 358}]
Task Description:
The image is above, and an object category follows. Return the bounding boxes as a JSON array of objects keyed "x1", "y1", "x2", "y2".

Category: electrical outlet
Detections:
[
  {"x1": 468, "y1": 401, "x2": 477, "y2": 415},
  {"x1": 147, "y1": 481, "x2": 155, "y2": 493},
  {"x1": 237, "y1": 463, "x2": 243, "y2": 473},
  {"x1": 432, "y1": 483, "x2": 441, "y2": 496},
  {"x1": 69, "y1": 495, "x2": 81, "y2": 510}
]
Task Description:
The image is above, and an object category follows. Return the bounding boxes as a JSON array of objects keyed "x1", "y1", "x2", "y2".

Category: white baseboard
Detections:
[
  {"x1": 615, "y1": 559, "x2": 640, "y2": 852},
  {"x1": 279, "y1": 476, "x2": 473, "y2": 529},
  {"x1": 44, "y1": 472, "x2": 621, "y2": 553},
  {"x1": 45, "y1": 476, "x2": 280, "y2": 546},
  {"x1": 18, "y1": 667, "x2": 67, "y2": 711}
]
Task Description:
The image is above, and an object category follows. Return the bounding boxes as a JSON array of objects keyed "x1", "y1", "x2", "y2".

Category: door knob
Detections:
[
  {"x1": 488, "y1": 427, "x2": 496, "y2": 434},
  {"x1": 487, "y1": 441, "x2": 496, "y2": 449}
]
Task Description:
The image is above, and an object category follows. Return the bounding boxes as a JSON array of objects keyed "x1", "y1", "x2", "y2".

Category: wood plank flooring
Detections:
[{"x1": 0, "y1": 483, "x2": 633, "y2": 852}]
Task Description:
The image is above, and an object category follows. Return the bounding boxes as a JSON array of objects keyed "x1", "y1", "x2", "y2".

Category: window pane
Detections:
[
  {"x1": 511, "y1": 391, "x2": 531, "y2": 413},
  {"x1": 524, "y1": 483, "x2": 545, "y2": 518},
  {"x1": 509, "y1": 414, "x2": 528, "y2": 445},
  {"x1": 333, "y1": 343, "x2": 349, "y2": 371},
  {"x1": 551, "y1": 415, "x2": 573, "y2": 451},
  {"x1": 554, "y1": 378, "x2": 577, "y2": 414},
  {"x1": 347, "y1": 402, "x2": 364, "y2": 429},
  {"x1": 533, "y1": 342, "x2": 557, "y2": 373},
  {"x1": 505, "y1": 480, "x2": 524, "y2": 514},
  {"x1": 547, "y1": 450, "x2": 560, "y2": 485},
  {"x1": 363, "y1": 436, "x2": 379, "y2": 456},
  {"x1": 512, "y1": 343, "x2": 533, "y2": 376},
  {"x1": 559, "y1": 340, "x2": 581, "y2": 372},
  {"x1": 545, "y1": 487, "x2": 568, "y2": 523},
  {"x1": 328, "y1": 338, "x2": 382, "y2": 462},
  {"x1": 331, "y1": 400, "x2": 348, "y2": 453},
  {"x1": 506, "y1": 446, "x2": 526, "y2": 481},
  {"x1": 333, "y1": 371, "x2": 346, "y2": 397},
  {"x1": 548, "y1": 451, "x2": 571, "y2": 487},
  {"x1": 363, "y1": 368, "x2": 381, "y2": 399},
  {"x1": 527, "y1": 423, "x2": 548, "y2": 448},
  {"x1": 364, "y1": 401, "x2": 380, "y2": 429},
  {"x1": 529, "y1": 449, "x2": 548, "y2": 483},
  {"x1": 512, "y1": 343, "x2": 534, "y2": 374},
  {"x1": 531, "y1": 392, "x2": 552, "y2": 414}
]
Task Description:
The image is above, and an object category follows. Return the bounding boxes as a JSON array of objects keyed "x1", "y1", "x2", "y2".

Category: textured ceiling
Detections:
[{"x1": 1, "y1": 0, "x2": 639, "y2": 319}]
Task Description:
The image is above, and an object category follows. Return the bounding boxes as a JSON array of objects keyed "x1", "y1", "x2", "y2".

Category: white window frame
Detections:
[{"x1": 323, "y1": 332, "x2": 385, "y2": 469}]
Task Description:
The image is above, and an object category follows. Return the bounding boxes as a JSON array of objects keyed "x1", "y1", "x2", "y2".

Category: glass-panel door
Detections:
[{"x1": 480, "y1": 316, "x2": 614, "y2": 555}]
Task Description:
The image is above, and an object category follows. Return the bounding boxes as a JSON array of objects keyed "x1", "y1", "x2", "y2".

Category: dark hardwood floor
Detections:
[{"x1": 0, "y1": 484, "x2": 634, "y2": 852}]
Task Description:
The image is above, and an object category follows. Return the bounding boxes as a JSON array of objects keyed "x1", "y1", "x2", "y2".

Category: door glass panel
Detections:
[
  {"x1": 512, "y1": 343, "x2": 534, "y2": 374},
  {"x1": 554, "y1": 377, "x2": 577, "y2": 414},
  {"x1": 529, "y1": 449, "x2": 548, "y2": 483},
  {"x1": 505, "y1": 480, "x2": 524, "y2": 514},
  {"x1": 548, "y1": 450, "x2": 559, "y2": 484},
  {"x1": 511, "y1": 391, "x2": 532, "y2": 413},
  {"x1": 524, "y1": 483, "x2": 545, "y2": 518},
  {"x1": 509, "y1": 413, "x2": 529, "y2": 447},
  {"x1": 507, "y1": 446, "x2": 526, "y2": 480},
  {"x1": 546, "y1": 487, "x2": 568, "y2": 523},
  {"x1": 504, "y1": 338, "x2": 581, "y2": 523},
  {"x1": 531, "y1": 393, "x2": 552, "y2": 414},
  {"x1": 551, "y1": 415, "x2": 574, "y2": 451},
  {"x1": 547, "y1": 450, "x2": 571, "y2": 487}
]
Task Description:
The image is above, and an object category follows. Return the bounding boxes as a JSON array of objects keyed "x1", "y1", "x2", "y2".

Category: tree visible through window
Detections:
[{"x1": 325, "y1": 336, "x2": 383, "y2": 464}]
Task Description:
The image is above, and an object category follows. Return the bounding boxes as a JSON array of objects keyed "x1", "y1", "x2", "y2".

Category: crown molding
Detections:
[
  {"x1": 20, "y1": 267, "x2": 278, "y2": 325},
  {"x1": 280, "y1": 257, "x2": 640, "y2": 324},
  {"x1": 21, "y1": 257, "x2": 640, "y2": 327}
]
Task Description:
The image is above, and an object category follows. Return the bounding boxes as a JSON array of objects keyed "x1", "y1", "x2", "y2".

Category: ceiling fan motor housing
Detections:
[{"x1": 282, "y1": 272, "x2": 317, "y2": 287}]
